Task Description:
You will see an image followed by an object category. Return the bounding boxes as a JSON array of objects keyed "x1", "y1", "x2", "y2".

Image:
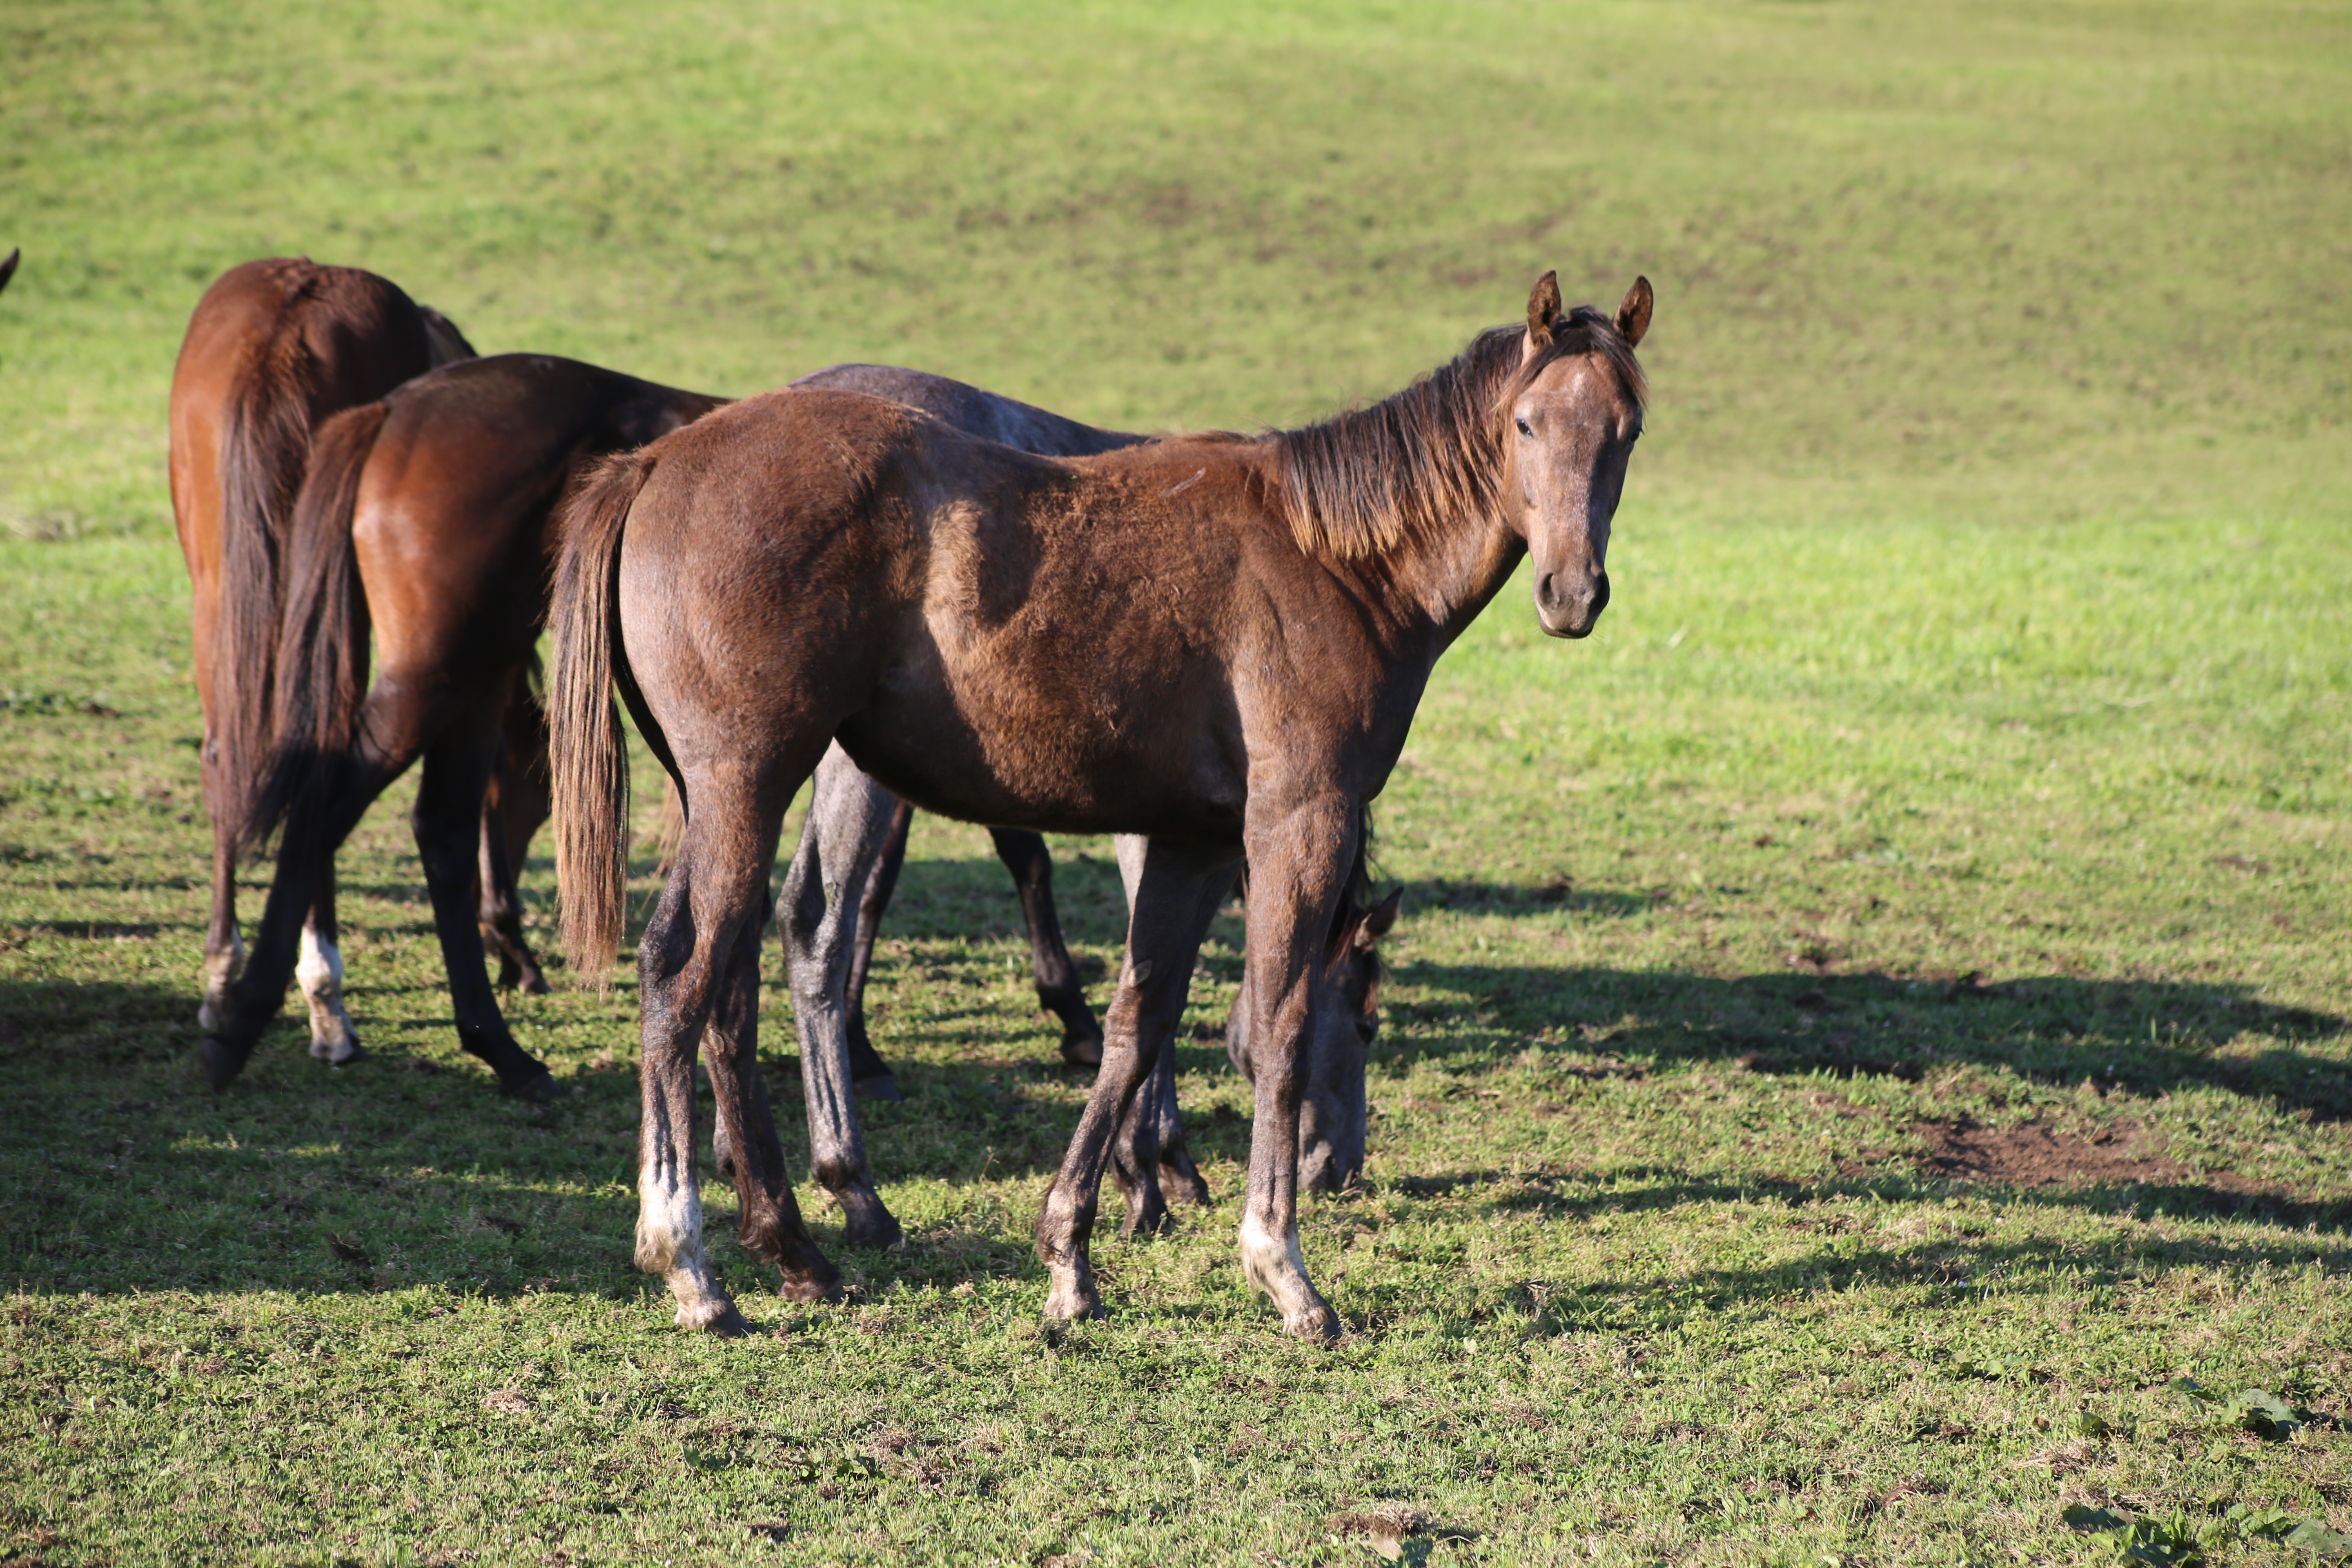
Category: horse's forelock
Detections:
[{"x1": 1508, "y1": 304, "x2": 1649, "y2": 412}]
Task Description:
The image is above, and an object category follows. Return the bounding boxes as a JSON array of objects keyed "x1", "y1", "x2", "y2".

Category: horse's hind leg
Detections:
[
  {"x1": 196, "y1": 736, "x2": 245, "y2": 1031},
  {"x1": 990, "y1": 829, "x2": 1105, "y2": 1068},
  {"x1": 1138, "y1": 1041, "x2": 1213, "y2": 1209},
  {"x1": 703, "y1": 911, "x2": 840, "y2": 1303},
  {"x1": 200, "y1": 711, "x2": 423, "y2": 1089},
  {"x1": 296, "y1": 863, "x2": 361, "y2": 1066},
  {"x1": 780, "y1": 743, "x2": 903, "y2": 1250},
  {"x1": 198, "y1": 830, "x2": 245, "y2": 1031},
  {"x1": 1105, "y1": 835, "x2": 1209, "y2": 1208},
  {"x1": 641, "y1": 757, "x2": 838, "y2": 1330},
  {"x1": 477, "y1": 686, "x2": 551, "y2": 994},
  {"x1": 839, "y1": 793, "x2": 913, "y2": 1100},
  {"x1": 1037, "y1": 838, "x2": 1236, "y2": 1320},
  {"x1": 408, "y1": 682, "x2": 555, "y2": 1099}
]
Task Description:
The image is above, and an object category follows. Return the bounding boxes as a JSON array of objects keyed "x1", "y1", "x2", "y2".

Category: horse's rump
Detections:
[{"x1": 175, "y1": 259, "x2": 439, "y2": 851}]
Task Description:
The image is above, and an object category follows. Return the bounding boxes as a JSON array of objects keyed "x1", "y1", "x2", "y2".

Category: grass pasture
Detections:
[{"x1": 3, "y1": 1, "x2": 2351, "y2": 1563}]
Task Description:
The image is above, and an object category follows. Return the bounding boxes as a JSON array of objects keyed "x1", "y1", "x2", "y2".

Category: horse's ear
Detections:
[
  {"x1": 1615, "y1": 275, "x2": 1653, "y2": 347},
  {"x1": 1524, "y1": 270, "x2": 1561, "y2": 359},
  {"x1": 1356, "y1": 888, "x2": 1403, "y2": 946}
]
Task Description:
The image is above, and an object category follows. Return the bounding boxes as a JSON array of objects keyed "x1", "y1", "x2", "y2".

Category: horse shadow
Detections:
[
  {"x1": 1372, "y1": 957, "x2": 2350, "y2": 1117},
  {"x1": 5, "y1": 864, "x2": 2347, "y2": 1306}
]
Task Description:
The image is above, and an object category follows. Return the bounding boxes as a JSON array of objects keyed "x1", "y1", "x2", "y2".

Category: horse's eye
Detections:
[{"x1": 1515, "y1": 416, "x2": 1533, "y2": 438}]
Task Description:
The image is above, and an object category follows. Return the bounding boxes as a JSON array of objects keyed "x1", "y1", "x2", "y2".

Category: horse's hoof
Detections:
[
  {"x1": 842, "y1": 1211, "x2": 904, "y2": 1253},
  {"x1": 777, "y1": 1265, "x2": 844, "y2": 1304},
  {"x1": 309, "y1": 1035, "x2": 365, "y2": 1067},
  {"x1": 1285, "y1": 1303, "x2": 1343, "y2": 1343},
  {"x1": 1058, "y1": 1029, "x2": 1105, "y2": 1070},
  {"x1": 1120, "y1": 1201, "x2": 1173, "y2": 1240},
  {"x1": 521, "y1": 972, "x2": 550, "y2": 997},
  {"x1": 675, "y1": 1298, "x2": 752, "y2": 1336},
  {"x1": 501, "y1": 1069, "x2": 561, "y2": 1101},
  {"x1": 852, "y1": 1073, "x2": 902, "y2": 1103},
  {"x1": 1161, "y1": 1164, "x2": 1213, "y2": 1207},
  {"x1": 198, "y1": 1036, "x2": 246, "y2": 1093},
  {"x1": 1042, "y1": 1284, "x2": 1106, "y2": 1323}
]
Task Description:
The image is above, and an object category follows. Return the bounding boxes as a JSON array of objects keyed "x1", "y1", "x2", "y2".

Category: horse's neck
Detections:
[{"x1": 1353, "y1": 503, "x2": 1527, "y2": 659}]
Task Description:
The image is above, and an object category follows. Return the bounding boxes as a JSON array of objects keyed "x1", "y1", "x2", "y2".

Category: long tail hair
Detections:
[
  {"x1": 550, "y1": 449, "x2": 657, "y2": 986},
  {"x1": 246, "y1": 401, "x2": 389, "y2": 854},
  {"x1": 210, "y1": 331, "x2": 327, "y2": 853}
]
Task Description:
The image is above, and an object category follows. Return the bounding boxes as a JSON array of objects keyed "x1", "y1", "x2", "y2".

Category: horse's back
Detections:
[
  {"x1": 348, "y1": 354, "x2": 724, "y2": 672},
  {"x1": 379, "y1": 352, "x2": 720, "y2": 463},
  {"x1": 792, "y1": 364, "x2": 1145, "y2": 458},
  {"x1": 616, "y1": 386, "x2": 1266, "y2": 835}
]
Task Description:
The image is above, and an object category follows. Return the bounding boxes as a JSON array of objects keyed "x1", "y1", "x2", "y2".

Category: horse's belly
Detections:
[{"x1": 837, "y1": 666, "x2": 1243, "y2": 840}]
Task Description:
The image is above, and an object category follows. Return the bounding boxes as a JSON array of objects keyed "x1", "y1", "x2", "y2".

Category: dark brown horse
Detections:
[
  {"x1": 198, "y1": 352, "x2": 727, "y2": 1097},
  {"x1": 692, "y1": 369, "x2": 1397, "y2": 1250},
  {"x1": 167, "y1": 258, "x2": 481, "y2": 1060},
  {"x1": 550, "y1": 271, "x2": 1652, "y2": 1338}
]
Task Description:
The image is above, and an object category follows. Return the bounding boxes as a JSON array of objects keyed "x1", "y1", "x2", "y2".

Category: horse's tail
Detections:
[
  {"x1": 551, "y1": 448, "x2": 657, "y2": 987},
  {"x1": 211, "y1": 328, "x2": 327, "y2": 853},
  {"x1": 246, "y1": 401, "x2": 388, "y2": 855}
]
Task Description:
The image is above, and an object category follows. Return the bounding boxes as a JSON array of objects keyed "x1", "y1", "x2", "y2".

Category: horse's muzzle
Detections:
[{"x1": 1537, "y1": 568, "x2": 1609, "y2": 639}]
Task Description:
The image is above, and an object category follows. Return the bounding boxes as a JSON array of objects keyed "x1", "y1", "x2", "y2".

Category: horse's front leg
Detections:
[
  {"x1": 780, "y1": 743, "x2": 903, "y2": 1250},
  {"x1": 1235, "y1": 797, "x2": 1357, "y2": 1341},
  {"x1": 1036, "y1": 838, "x2": 1236, "y2": 1320},
  {"x1": 477, "y1": 699, "x2": 552, "y2": 995}
]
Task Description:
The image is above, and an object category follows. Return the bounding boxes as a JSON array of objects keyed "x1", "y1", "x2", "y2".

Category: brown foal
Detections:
[{"x1": 551, "y1": 271, "x2": 1652, "y2": 1338}]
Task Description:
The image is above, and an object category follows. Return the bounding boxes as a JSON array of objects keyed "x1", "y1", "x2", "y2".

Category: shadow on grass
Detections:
[
  {"x1": 1350, "y1": 1210, "x2": 2352, "y2": 1338},
  {"x1": 3, "y1": 902, "x2": 2348, "y2": 1305},
  {"x1": 1383, "y1": 960, "x2": 2352, "y2": 1122}
]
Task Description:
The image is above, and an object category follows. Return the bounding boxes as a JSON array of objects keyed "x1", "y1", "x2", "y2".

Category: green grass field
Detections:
[{"x1": 3, "y1": 1, "x2": 2350, "y2": 1563}]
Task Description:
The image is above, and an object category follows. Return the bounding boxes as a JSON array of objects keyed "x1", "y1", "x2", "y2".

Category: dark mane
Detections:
[{"x1": 1272, "y1": 306, "x2": 1646, "y2": 559}]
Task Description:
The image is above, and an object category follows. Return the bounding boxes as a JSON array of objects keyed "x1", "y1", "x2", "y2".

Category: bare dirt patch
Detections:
[{"x1": 1916, "y1": 1117, "x2": 2189, "y2": 1187}]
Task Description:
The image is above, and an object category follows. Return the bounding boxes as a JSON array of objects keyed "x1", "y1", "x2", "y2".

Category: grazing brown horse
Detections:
[
  {"x1": 198, "y1": 353, "x2": 727, "y2": 1097},
  {"x1": 550, "y1": 271, "x2": 1652, "y2": 1338},
  {"x1": 167, "y1": 258, "x2": 479, "y2": 1060}
]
